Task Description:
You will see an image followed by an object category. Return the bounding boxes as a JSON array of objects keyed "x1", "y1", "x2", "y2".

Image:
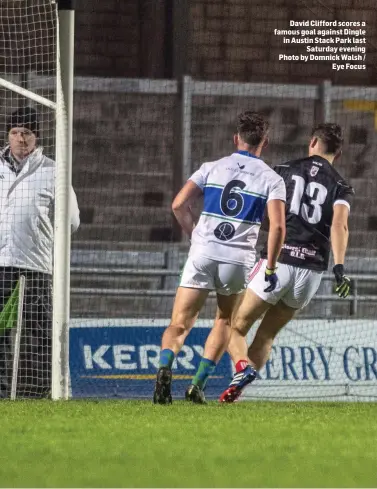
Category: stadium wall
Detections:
[
  {"x1": 74, "y1": 0, "x2": 377, "y2": 85},
  {"x1": 71, "y1": 85, "x2": 377, "y2": 256}
]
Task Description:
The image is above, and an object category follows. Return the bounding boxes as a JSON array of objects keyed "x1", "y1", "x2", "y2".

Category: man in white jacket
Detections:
[{"x1": 0, "y1": 107, "x2": 80, "y2": 398}]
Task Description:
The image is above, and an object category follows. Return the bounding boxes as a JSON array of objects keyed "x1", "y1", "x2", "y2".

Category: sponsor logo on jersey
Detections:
[
  {"x1": 282, "y1": 244, "x2": 317, "y2": 260},
  {"x1": 310, "y1": 165, "x2": 319, "y2": 177},
  {"x1": 225, "y1": 167, "x2": 254, "y2": 176},
  {"x1": 302, "y1": 247, "x2": 317, "y2": 256},
  {"x1": 214, "y1": 222, "x2": 235, "y2": 241}
]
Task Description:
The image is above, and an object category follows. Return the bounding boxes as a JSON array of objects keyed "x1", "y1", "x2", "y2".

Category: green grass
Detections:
[{"x1": 0, "y1": 401, "x2": 376, "y2": 487}]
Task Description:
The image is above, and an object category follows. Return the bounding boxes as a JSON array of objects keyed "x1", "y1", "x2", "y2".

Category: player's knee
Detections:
[
  {"x1": 167, "y1": 322, "x2": 190, "y2": 338},
  {"x1": 214, "y1": 317, "x2": 232, "y2": 331},
  {"x1": 215, "y1": 309, "x2": 232, "y2": 323},
  {"x1": 231, "y1": 317, "x2": 248, "y2": 336},
  {"x1": 216, "y1": 306, "x2": 230, "y2": 318}
]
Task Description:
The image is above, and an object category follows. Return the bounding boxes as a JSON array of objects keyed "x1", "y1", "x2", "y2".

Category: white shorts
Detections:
[
  {"x1": 180, "y1": 255, "x2": 253, "y2": 296},
  {"x1": 248, "y1": 259, "x2": 323, "y2": 309}
]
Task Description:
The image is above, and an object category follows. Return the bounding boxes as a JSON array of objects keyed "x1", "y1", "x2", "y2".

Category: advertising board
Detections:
[{"x1": 69, "y1": 319, "x2": 377, "y2": 401}]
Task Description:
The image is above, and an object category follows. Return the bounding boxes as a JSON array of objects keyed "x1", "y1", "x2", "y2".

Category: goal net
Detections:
[
  {"x1": 0, "y1": 0, "x2": 69, "y2": 399},
  {"x1": 4, "y1": 1, "x2": 373, "y2": 402},
  {"x1": 69, "y1": 73, "x2": 377, "y2": 401},
  {"x1": 69, "y1": 4, "x2": 377, "y2": 401}
]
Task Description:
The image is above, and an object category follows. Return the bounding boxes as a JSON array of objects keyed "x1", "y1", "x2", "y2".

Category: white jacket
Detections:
[{"x1": 0, "y1": 146, "x2": 80, "y2": 274}]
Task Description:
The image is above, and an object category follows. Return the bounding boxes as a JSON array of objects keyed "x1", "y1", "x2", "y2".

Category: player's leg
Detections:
[
  {"x1": 248, "y1": 299, "x2": 298, "y2": 370},
  {"x1": 246, "y1": 268, "x2": 323, "y2": 371},
  {"x1": 186, "y1": 292, "x2": 240, "y2": 404},
  {"x1": 153, "y1": 255, "x2": 213, "y2": 404},
  {"x1": 219, "y1": 261, "x2": 292, "y2": 402},
  {"x1": 247, "y1": 267, "x2": 324, "y2": 370},
  {"x1": 186, "y1": 262, "x2": 248, "y2": 404},
  {"x1": 203, "y1": 293, "x2": 242, "y2": 363},
  {"x1": 161, "y1": 286, "x2": 209, "y2": 358},
  {"x1": 227, "y1": 259, "x2": 288, "y2": 368},
  {"x1": 218, "y1": 289, "x2": 271, "y2": 402},
  {"x1": 154, "y1": 287, "x2": 208, "y2": 404},
  {"x1": 220, "y1": 266, "x2": 323, "y2": 402},
  {"x1": 227, "y1": 288, "x2": 271, "y2": 367}
]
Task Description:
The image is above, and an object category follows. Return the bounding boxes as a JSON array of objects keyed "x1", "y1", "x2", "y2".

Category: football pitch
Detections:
[{"x1": 0, "y1": 401, "x2": 376, "y2": 488}]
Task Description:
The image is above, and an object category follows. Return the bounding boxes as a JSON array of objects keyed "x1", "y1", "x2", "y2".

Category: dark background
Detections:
[
  {"x1": 0, "y1": 0, "x2": 376, "y2": 319},
  {"x1": 74, "y1": 0, "x2": 377, "y2": 85}
]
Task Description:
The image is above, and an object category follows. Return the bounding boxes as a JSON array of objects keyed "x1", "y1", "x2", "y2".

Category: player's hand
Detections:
[
  {"x1": 333, "y1": 264, "x2": 351, "y2": 298},
  {"x1": 264, "y1": 267, "x2": 278, "y2": 292}
]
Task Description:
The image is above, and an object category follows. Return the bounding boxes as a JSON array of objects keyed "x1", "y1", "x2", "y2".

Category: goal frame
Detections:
[
  {"x1": 52, "y1": 0, "x2": 75, "y2": 400},
  {"x1": 0, "y1": 0, "x2": 75, "y2": 400}
]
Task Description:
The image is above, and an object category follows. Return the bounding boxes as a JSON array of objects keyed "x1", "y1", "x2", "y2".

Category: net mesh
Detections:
[
  {"x1": 0, "y1": 0, "x2": 57, "y2": 398},
  {"x1": 70, "y1": 77, "x2": 377, "y2": 400},
  {"x1": 2, "y1": 1, "x2": 376, "y2": 401},
  {"x1": 70, "y1": 0, "x2": 377, "y2": 400}
]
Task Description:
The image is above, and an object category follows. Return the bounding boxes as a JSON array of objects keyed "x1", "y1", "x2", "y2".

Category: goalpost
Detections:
[
  {"x1": 0, "y1": 0, "x2": 74, "y2": 400},
  {"x1": 53, "y1": 0, "x2": 74, "y2": 400},
  {"x1": 2, "y1": 1, "x2": 375, "y2": 403}
]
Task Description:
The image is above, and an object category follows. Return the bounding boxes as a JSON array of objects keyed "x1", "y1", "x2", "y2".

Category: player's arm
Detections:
[
  {"x1": 266, "y1": 198, "x2": 286, "y2": 270},
  {"x1": 263, "y1": 175, "x2": 286, "y2": 292},
  {"x1": 172, "y1": 180, "x2": 202, "y2": 238},
  {"x1": 331, "y1": 203, "x2": 351, "y2": 298},
  {"x1": 331, "y1": 203, "x2": 349, "y2": 265}
]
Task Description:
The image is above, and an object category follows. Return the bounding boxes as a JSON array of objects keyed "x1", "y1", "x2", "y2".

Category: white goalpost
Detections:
[
  {"x1": 52, "y1": 0, "x2": 75, "y2": 401},
  {"x1": 0, "y1": 0, "x2": 74, "y2": 400}
]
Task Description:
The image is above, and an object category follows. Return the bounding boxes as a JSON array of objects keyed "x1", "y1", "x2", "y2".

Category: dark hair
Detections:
[
  {"x1": 236, "y1": 111, "x2": 269, "y2": 147},
  {"x1": 311, "y1": 123, "x2": 343, "y2": 155}
]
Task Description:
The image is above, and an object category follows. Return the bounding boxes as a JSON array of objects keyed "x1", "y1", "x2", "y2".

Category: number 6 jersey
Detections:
[
  {"x1": 189, "y1": 151, "x2": 286, "y2": 267},
  {"x1": 260, "y1": 155, "x2": 355, "y2": 271}
]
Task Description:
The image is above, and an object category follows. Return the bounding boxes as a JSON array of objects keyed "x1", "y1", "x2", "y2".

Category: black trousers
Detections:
[{"x1": 0, "y1": 267, "x2": 52, "y2": 398}]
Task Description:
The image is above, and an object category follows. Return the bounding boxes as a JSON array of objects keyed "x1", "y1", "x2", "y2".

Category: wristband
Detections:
[
  {"x1": 333, "y1": 264, "x2": 345, "y2": 276},
  {"x1": 265, "y1": 267, "x2": 277, "y2": 276}
]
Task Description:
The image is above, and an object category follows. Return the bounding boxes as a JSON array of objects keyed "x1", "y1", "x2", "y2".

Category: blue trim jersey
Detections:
[{"x1": 189, "y1": 151, "x2": 286, "y2": 266}]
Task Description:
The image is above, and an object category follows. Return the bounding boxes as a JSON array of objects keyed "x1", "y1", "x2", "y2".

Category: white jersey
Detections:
[{"x1": 189, "y1": 151, "x2": 286, "y2": 266}]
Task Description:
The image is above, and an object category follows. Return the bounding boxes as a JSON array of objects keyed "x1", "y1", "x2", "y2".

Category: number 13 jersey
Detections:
[
  {"x1": 261, "y1": 155, "x2": 354, "y2": 271},
  {"x1": 189, "y1": 151, "x2": 286, "y2": 267}
]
